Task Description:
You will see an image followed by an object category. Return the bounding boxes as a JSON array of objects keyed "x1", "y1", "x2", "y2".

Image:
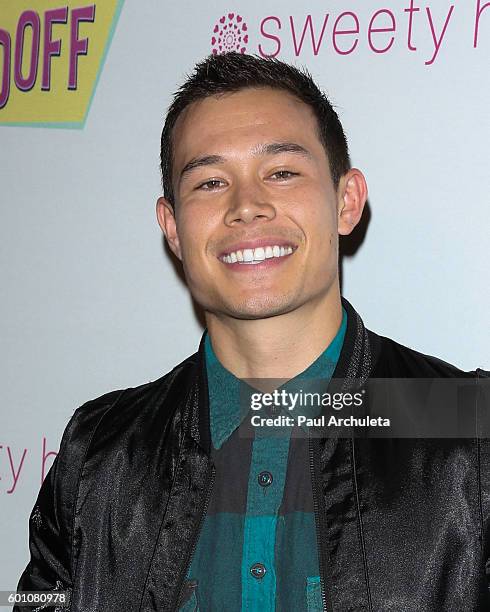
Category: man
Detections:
[{"x1": 17, "y1": 53, "x2": 489, "y2": 611}]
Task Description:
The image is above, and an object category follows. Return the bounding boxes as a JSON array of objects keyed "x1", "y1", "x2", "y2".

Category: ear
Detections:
[
  {"x1": 337, "y1": 168, "x2": 368, "y2": 236},
  {"x1": 156, "y1": 196, "x2": 182, "y2": 260}
]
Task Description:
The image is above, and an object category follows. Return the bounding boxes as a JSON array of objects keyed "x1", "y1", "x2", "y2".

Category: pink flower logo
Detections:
[{"x1": 211, "y1": 13, "x2": 249, "y2": 55}]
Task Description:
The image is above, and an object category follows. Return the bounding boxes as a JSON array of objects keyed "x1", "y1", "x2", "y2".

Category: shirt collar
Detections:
[{"x1": 205, "y1": 307, "x2": 347, "y2": 450}]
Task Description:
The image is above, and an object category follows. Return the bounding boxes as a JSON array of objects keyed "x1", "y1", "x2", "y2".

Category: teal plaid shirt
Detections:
[{"x1": 180, "y1": 309, "x2": 347, "y2": 612}]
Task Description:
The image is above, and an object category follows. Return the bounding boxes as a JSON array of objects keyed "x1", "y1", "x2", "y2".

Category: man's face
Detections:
[{"x1": 158, "y1": 87, "x2": 363, "y2": 320}]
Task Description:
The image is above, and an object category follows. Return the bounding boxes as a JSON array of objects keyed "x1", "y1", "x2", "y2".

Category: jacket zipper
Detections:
[
  {"x1": 309, "y1": 429, "x2": 329, "y2": 612},
  {"x1": 172, "y1": 463, "x2": 216, "y2": 611}
]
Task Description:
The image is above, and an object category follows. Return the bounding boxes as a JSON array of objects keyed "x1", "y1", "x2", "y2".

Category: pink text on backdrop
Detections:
[
  {"x1": 0, "y1": 5, "x2": 96, "y2": 109},
  {"x1": 257, "y1": 0, "x2": 489, "y2": 64},
  {"x1": 0, "y1": 438, "x2": 58, "y2": 494}
]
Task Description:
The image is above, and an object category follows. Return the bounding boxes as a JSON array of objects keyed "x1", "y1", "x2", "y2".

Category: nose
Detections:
[{"x1": 224, "y1": 181, "x2": 276, "y2": 226}]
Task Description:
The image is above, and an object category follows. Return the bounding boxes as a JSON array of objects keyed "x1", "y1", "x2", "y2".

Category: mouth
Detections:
[{"x1": 219, "y1": 243, "x2": 297, "y2": 265}]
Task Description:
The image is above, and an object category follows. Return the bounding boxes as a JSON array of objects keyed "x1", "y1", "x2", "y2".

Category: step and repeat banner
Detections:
[{"x1": 1, "y1": 0, "x2": 488, "y2": 592}]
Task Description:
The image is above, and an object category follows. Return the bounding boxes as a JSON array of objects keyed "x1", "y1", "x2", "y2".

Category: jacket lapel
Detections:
[
  {"x1": 140, "y1": 341, "x2": 214, "y2": 611},
  {"x1": 313, "y1": 298, "x2": 377, "y2": 611}
]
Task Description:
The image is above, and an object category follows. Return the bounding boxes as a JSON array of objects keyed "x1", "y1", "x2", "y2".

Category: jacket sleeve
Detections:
[
  {"x1": 14, "y1": 389, "x2": 125, "y2": 611},
  {"x1": 477, "y1": 369, "x2": 490, "y2": 600},
  {"x1": 14, "y1": 409, "x2": 82, "y2": 611}
]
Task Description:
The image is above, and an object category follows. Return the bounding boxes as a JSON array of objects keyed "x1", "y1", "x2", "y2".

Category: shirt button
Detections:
[
  {"x1": 250, "y1": 563, "x2": 267, "y2": 579},
  {"x1": 257, "y1": 471, "x2": 273, "y2": 487}
]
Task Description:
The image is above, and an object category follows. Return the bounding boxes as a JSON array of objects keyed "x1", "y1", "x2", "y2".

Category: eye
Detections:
[
  {"x1": 270, "y1": 170, "x2": 299, "y2": 180},
  {"x1": 196, "y1": 179, "x2": 225, "y2": 190}
]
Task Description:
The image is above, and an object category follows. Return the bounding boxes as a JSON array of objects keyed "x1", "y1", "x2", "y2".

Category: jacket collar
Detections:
[
  {"x1": 204, "y1": 308, "x2": 348, "y2": 450},
  {"x1": 333, "y1": 297, "x2": 377, "y2": 388},
  {"x1": 186, "y1": 297, "x2": 376, "y2": 455}
]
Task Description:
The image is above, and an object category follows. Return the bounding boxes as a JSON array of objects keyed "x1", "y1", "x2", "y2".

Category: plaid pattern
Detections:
[{"x1": 180, "y1": 310, "x2": 347, "y2": 611}]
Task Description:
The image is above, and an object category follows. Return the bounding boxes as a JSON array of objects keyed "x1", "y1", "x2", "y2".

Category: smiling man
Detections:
[
  {"x1": 157, "y1": 83, "x2": 365, "y2": 380},
  {"x1": 17, "y1": 53, "x2": 489, "y2": 612}
]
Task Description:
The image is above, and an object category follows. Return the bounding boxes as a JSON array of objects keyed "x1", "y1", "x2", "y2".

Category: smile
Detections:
[{"x1": 219, "y1": 245, "x2": 295, "y2": 265}]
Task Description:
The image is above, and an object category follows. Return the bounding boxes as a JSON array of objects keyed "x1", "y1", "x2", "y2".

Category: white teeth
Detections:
[
  {"x1": 221, "y1": 244, "x2": 295, "y2": 264},
  {"x1": 254, "y1": 247, "x2": 265, "y2": 261}
]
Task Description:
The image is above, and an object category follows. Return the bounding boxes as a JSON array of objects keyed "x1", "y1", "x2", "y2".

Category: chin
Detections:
[{"x1": 218, "y1": 294, "x2": 299, "y2": 320}]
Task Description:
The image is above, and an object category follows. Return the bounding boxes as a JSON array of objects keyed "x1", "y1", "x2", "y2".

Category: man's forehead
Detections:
[
  {"x1": 172, "y1": 88, "x2": 319, "y2": 163},
  {"x1": 180, "y1": 88, "x2": 315, "y2": 130}
]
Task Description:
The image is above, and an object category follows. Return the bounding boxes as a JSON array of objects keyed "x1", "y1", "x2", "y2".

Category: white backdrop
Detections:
[{"x1": 1, "y1": 0, "x2": 488, "y2": 592}]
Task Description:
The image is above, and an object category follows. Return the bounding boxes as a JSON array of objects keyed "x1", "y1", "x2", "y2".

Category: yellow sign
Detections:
[{"x1": 0, "y1": 0, "x2": 124, "y2": 127}]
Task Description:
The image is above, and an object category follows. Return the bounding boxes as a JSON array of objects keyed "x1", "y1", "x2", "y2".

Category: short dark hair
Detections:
[{"x1": 160, "y1": 52, "x2": 351, "y2": 207}]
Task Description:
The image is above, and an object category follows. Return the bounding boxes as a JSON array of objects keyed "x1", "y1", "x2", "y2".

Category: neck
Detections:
[{"x1": 205, "y1": 286, "x2": 343, "y2": 379}]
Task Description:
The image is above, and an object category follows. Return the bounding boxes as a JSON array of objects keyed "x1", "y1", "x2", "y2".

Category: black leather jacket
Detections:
[{"x1": 16, "y1": 299, "x2": 490, "y2": 611}]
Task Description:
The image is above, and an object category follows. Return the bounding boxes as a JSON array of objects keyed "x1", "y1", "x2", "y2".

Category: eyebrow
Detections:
[{"x1": 179, "y1": 141, "x2": 313, "y2": 184}]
